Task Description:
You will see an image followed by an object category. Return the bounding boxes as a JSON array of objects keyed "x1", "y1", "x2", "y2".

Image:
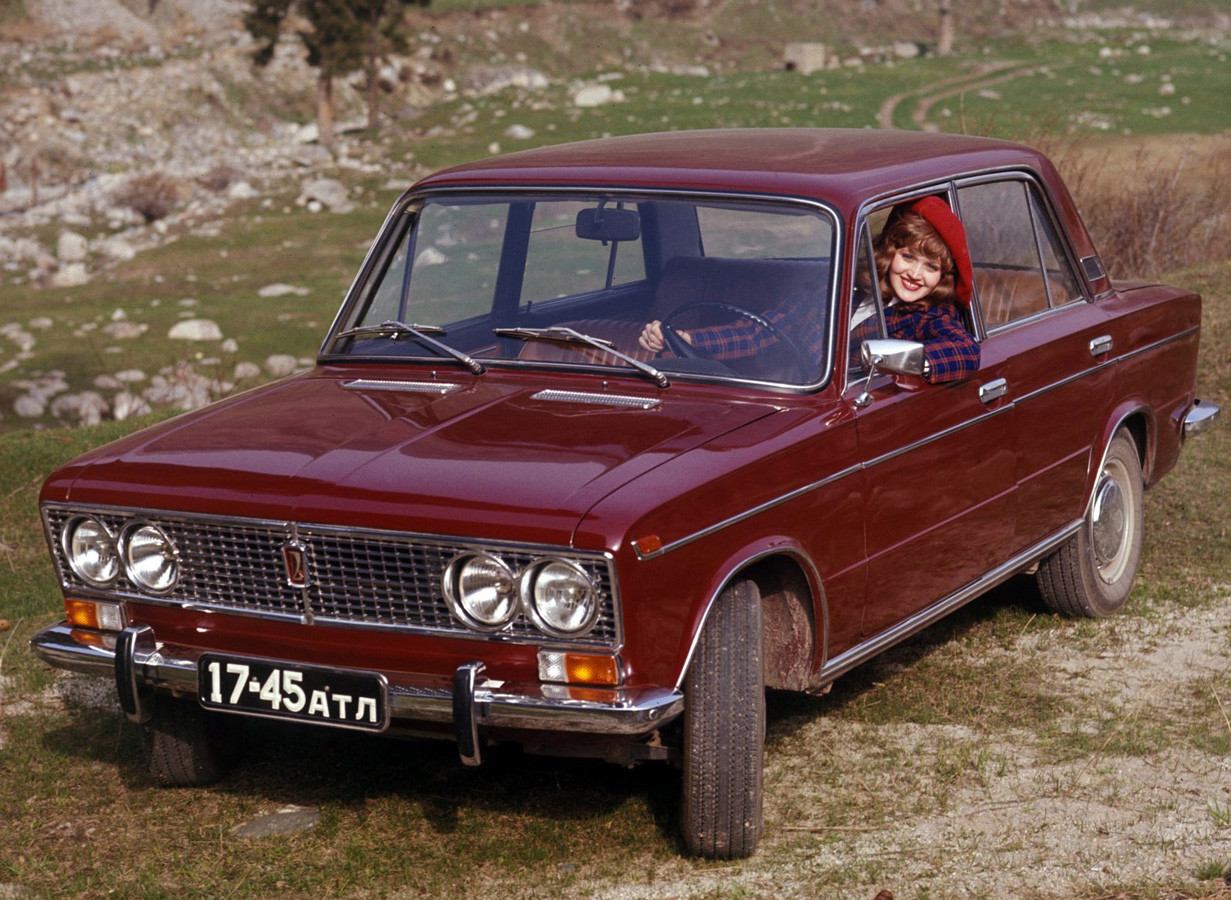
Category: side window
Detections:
[{"x1": 957, "y1": 179, "x2": 1083, "y2": 330}]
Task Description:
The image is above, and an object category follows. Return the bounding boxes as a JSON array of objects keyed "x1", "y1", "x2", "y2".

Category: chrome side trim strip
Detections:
[
  {"x1": 817, "y1": 520, "x2": 1080, "y2": 684},
  {"x1": 29, "y1": 624, "x2": 682, "y2": 737},
  {"x1": 634, "y1": 462, "x2": 864, "y2": 560}
]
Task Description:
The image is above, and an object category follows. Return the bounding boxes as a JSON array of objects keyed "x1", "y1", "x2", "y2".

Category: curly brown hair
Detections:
[{"x1": 874, "y1": 211, "x2": 957, "y2": 305}]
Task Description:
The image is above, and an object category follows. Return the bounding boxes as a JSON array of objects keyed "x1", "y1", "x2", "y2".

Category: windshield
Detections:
[{"x1": 325, "y1": 192, "x2": 838, "y2": 387}]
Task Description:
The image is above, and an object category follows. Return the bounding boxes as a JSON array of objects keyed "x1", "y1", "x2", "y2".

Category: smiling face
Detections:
[{"x1": 888, "y1": 245, "x2": 944, "y2": 305}]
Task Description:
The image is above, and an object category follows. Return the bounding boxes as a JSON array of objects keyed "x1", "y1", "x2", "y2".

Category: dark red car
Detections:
[{"x1": 31, "y1": 129, "x2": 1218, "y2": 858}]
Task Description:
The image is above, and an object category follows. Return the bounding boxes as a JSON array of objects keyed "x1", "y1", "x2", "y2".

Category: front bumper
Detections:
[{"x1": 30, "y1": 623, "x2": 683, "y2": 764}]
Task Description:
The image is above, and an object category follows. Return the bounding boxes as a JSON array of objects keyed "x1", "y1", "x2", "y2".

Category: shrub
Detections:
[
  {"x1": 197, "y1": 165, "x2": 245, "y2": 193},
  {"x1": 1045, "y1": 138, "x2": 1231, "y2": 280},
  {"x1": 111, "y1": 172, "x2": 183, "y2": 223}
]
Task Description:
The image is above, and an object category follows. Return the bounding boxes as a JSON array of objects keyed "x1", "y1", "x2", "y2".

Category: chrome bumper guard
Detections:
[
  {"x1": 31, "y1": 624, "x2": 683, "y2": 765},
  {"x1": 1182, "y1": 399, "x2": 1220, "y2": 438}
]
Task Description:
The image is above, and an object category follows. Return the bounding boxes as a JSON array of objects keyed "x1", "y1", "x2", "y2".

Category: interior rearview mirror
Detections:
[{"x1": 575, "y1": 206, "x2": 641, "y2": 242}]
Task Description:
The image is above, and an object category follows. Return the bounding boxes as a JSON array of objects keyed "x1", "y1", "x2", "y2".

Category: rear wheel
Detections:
[
  {"x1": 680, "y1": 577, "x2": 765, "y2": 858},
  {"x1": 1037, "y1": 430, "x2": 1143, "y2": 617},
  {"x1": 143, "y1": 694, "x2": 243, "y2": 786}
]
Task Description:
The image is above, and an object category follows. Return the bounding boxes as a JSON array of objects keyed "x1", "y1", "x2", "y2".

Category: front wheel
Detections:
[
  {"x1": 679, "y1": 577, "x2": 765, "y2": 858},
  {"x1": 1036, "y1": 430, "x2": 1143, "y2": 617}
]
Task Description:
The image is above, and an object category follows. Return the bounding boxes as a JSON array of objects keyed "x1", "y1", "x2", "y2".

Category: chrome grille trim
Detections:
[{"x1": 43, "y1": 504, "x2": 620, "y2": 648}]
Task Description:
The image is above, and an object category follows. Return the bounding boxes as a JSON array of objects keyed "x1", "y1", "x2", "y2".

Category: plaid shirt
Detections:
[
  {"x1": 883, "y1": 301, "x2": 980, "y2": 383},
  {"x1": 683, "y1": 292, "x2": 825, "y2": 362}
]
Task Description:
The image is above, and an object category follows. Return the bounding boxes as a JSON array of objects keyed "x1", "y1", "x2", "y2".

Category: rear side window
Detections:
[{"x1": 957, "y1": 179, "x2": 1083, "y2": 330}]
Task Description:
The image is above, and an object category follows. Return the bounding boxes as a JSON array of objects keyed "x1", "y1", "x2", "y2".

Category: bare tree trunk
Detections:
[
  {"x1": 938, "y1": 0, "x2": 955, "y2": 56},
  {"x1": 317, "y1": 68, "x2": 335, "y2": 151},
  {"x1": 365, "y1": 65, "x2": 379, "y2": 130}
]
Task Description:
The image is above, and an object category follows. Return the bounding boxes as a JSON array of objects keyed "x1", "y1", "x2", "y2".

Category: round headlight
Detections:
[
  {"x1": 122, "y1": 523, "x2": 179, "y2": 593},
  {"x1": 64, "y1": 517, "x2": 119, "y2": 586},
  {"x1": 442, "y1": 553, "x2": 518, "y2": 630},
  {"x1": 521, "y1": 559, "x2": 599, "y2": 637}
]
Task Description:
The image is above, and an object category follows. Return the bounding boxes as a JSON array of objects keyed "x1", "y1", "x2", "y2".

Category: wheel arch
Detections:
[
  {"x1": 1088, "y1": 403, "x2": 1152, "y2": 510},
  {"x1": 674, "y1": 542, "x2": 828, "y2": 693}
]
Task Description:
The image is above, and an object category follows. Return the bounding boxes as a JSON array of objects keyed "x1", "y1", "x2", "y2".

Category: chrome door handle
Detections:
[
  {"x1": 979, "y1": 378, "x2": 1008, "y2": 404},
  {"x1": 1089, "y1": 334, "x2": 1113, "y2": 356}
]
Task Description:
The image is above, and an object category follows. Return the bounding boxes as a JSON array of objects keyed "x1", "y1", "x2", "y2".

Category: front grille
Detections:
[{"x1": 44, "y1": 505, "x2": 619, "y2": 647}]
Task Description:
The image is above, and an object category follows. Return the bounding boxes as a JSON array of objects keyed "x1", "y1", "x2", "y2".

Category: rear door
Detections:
[{"x1": 955, "y1": 175, "x2": 1111, "y2": 553}]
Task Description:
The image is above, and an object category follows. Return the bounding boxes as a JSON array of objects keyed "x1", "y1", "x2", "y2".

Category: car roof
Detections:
[{"x1": 411, "y1": 128, "x2": 1052, "y2": 212}]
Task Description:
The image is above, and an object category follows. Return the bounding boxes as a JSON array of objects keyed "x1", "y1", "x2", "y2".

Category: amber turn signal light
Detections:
[
  {"x1": 537, "y1": 651, "x2": 621, "y2": 686},
  {"x1": 64, "y1": 598, "x2": 125, "y2": 632}
]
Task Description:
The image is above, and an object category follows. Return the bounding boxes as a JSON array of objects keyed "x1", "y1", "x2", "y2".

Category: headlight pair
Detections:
[
  {"x1": 63, "y1": 517, "x2": 178, "y2": 594},
  {"x1": 442, "y1": 552, "x2": 600, "y2": 638}
]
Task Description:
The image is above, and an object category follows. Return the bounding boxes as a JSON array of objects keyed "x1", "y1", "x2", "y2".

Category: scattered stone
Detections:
[
  {"x1": 234, "y1": 361, "x2": 262, "y2": 380},
  {"x1": 168, "y1": 318, "x2": 223, "y2": 341},
  {"x1": 233, "y1": 805, "x2": 320, "y2": 839},
  {"x1": 14, "y1": 396, "x2": 44, "y2": 421},
  {"x1": 50, "y1": 391, "x2": 108, "y2": 426},
  {"x1": 113, "y1": 390, "x2": 153, "y2": 420},
  {"x1": 50, "y1": 262, "x2": 90, "y2": 288},
  {"x1": 257, "y1": 283, "x2": 310, "y2": 298},
  {"x1": 415, "y1": 246, "x2": 448, "y2": 267},
  {"x1": 296, "y1": 178, "x2": 354, "y2": 214},
  {"x1": 263, "y1": 354, "x2": 300, "y2": 377},
  {"x1": 572, "y1": 83, "x2": 624, "y2": 107},
  {"x1": 57, "y1": 231, "x2": 89, "y2": 262},
  {"x1": 228, "y1": 181, "x2": 258, "y2": 200},
  {"x1": 102, "y1": 320, "x2": 147, "y2": 339}
]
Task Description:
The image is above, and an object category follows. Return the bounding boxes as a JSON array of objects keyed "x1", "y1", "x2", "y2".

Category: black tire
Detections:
[
  {"x1": 680, "y1": 577, "x2": 765, "y2": 859},
  {"x1": 1037, "y1": 430, "x2": 1143, "y2": 617},
  {"x1": 143, "y1": 694, "x2": 243, "y2": 786}
]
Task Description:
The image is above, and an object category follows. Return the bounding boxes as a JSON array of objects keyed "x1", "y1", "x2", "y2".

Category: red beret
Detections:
[{"x1": 911, "y1": 196, "x2": 973, "y2": 306}]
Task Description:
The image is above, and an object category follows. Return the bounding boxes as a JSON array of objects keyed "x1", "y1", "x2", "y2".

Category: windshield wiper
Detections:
[
  {"x1": 495, "y1": 326, "x2": 669, "y2": 389},
  {"x1": 333, "y1": 320, "x2": 485, "y2": 375}
]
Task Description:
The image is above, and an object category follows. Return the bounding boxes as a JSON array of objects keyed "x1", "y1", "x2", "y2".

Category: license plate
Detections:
[{"x1": 198, "y1": 654, "x2": 388, "y2": 732}]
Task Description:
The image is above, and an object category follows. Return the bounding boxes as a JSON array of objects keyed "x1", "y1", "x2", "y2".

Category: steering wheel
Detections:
[{"x1": 660, "y1": 301, "x2": 811, "y2": 381}]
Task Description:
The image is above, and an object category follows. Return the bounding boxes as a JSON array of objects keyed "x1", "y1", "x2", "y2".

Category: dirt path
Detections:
[{"x1": 878, "y1": 62, "x2": 1063, "y2": 130}]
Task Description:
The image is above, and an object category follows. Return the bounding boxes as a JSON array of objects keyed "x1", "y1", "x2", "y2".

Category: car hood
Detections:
[{"x1": 46, "y1": 369, "x2": 782, "y2": 547}]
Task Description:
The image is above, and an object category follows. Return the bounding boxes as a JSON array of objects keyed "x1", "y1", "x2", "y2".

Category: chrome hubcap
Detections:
[{"x1": 1090, "y1": 463, "x2": 1129, "y2": 583}]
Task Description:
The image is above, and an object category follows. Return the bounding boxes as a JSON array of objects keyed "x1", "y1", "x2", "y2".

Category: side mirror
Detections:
[
  {"x1": 575, "y1": 206, "x2": 641, "y2": 242},
  {"x1": 860, "y1": 338, "x2": 926, "y2": 376},
  {"x1": 854, "y1": 338, "x2": 926, "y2": 408}
]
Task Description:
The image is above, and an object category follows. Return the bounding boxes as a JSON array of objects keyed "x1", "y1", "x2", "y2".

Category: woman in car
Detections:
[{"x1": 638, "y1": 195, "x2": 980, "y2": 384}]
